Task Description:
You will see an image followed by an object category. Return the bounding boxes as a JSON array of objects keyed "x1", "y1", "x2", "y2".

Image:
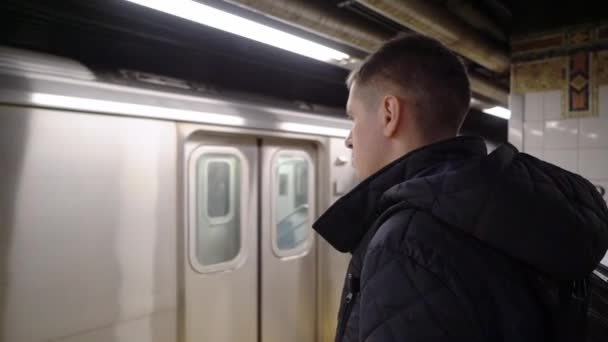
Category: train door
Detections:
[
  {"x1": 260, "y1": 139, "x2": 316, "y2": 342},
  {"x1": 184, "y1": 135, "x2": 259, "y2": 342},
  {"x1": 184, "y1": 134, "x2": 316, "y2": 342}
]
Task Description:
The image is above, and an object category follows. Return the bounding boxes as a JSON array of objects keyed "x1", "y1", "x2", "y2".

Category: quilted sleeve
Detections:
[{"x1": 358, "y1": 246, "x2": 483, "y2": 342}]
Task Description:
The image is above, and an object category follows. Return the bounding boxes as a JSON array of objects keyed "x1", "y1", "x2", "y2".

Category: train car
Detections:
[{"x1": 0, "y1": 46, "x2": 357, "y2": 342}]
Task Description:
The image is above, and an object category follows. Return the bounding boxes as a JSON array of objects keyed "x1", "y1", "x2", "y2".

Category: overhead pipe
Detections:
[
  {"x1": 225, "y1": 0, "x2": 508, "y2": 106},
  {"x1": 223, "y1": 0, "x2": 389, "y2": 53},
  {"x1": 354, "y1": 0, "x2": 510, "y2": 74},
  {"x1": 469, "y1": 76, "x2": 508, "y2": 105},
  {"x1": 445, "y1": 0, "x2": 508, "y2": 43}
]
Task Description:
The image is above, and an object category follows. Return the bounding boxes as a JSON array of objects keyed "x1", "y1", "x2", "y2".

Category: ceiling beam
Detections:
[
  {"x1": 225, "y1": 0, "x2": 509, "y2": 106},
  {"x1": 355, "y1": 0, "x2": 510, "y2": 74}
]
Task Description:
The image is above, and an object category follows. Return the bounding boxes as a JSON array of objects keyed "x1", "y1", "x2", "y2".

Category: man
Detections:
[{"x1": 313, "y1": 33, "x2": 608, "y2": 342}]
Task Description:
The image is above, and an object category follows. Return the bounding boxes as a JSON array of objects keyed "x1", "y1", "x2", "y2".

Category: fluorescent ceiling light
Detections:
[
  {"x1": 31, "y1": 93, "x2": 245, "y2": 126},
  {"x1": 125, "y1": 0, "x2": 350, "y2": 63},
  {"x1": 482, "y1": 106, "x2": 511, "y2": 120},
  {"x1": 280, "y1": 122, "x2": 350, "y2": 138}
]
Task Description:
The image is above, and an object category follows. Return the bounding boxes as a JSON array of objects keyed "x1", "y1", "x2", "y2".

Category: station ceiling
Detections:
[{"x1": 1, "y1": 0, "x2": 605, "y2": 143}]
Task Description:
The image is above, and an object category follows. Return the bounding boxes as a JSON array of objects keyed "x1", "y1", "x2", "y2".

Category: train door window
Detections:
[
  {"x1": 189, "y1": 146, "x2": 247, "y2": 273},
  {"x1": 272, "y1": 150, "x2": 313, "y2": 256},
  {"x1": 206, "y1": 161, "x2": 233, "y2": 220},
  {"x1": 279, "y1": 174, "x2": 288, "y2": 196}
]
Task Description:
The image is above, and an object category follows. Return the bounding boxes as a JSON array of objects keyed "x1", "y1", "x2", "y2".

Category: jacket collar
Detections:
[{"x1": 312, "y1": 135, "x2": 487, "y2": 253}]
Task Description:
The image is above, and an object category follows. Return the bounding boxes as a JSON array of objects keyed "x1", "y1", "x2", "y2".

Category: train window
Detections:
[
  {"x1": 272, "y1": 150, "x2": 313, "y2": 256},
  {"x1": 189, "y1": 147, "x2": 246, "y2": 273},
  {"x1": 279, "y1": 174, "x2": 288, "y2": 196},
  {"x1": 207, "y1": 161, "x2": 232, "y2": 219}
]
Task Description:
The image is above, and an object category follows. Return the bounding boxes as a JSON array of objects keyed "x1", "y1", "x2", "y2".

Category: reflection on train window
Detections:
[
  {"x1": 279, "y1": 174, "x2": 288, "y2": 196},
  {"x1": 207, "y1": 161, "x2": 231, "y2": 218},
  {"x1": 196, "y1": 153, "x2": 241, "y2": 266},
  {"x1": 274, "y1": 152, "x2": 311, "y2": 252}
]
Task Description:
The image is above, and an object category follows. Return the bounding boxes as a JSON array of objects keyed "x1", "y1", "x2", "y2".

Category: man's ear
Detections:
[{"x1": 382, "y1": 95, "x2": 402, "y2": 138}]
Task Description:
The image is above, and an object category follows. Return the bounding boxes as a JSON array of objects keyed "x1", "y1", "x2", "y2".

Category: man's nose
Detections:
[{"x1": 345, "y1": 131, "x2": 353, "y2": 149}]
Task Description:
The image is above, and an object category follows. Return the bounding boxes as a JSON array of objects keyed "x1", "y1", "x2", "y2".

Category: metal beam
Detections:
[
  {"x1": 445, "y1": 0, "x2": 507, "y2": 43},
  {"x1": 355, "y1": 0, "x2": 510, "y2": 74},
  {"x1": 225, "y1": 0, "x2": 509, "y2": 106},
  {"x1": 224, "y1": 0, "x2": 389, "y2": 53},
  {"x1": 469, "y1": 76, "x2": 508, "y2": 106}
]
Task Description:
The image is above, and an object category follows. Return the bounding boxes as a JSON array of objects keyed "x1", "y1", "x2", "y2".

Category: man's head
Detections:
[{"x1": 345, "y1": 33, "x2": 471, "y2": 180}]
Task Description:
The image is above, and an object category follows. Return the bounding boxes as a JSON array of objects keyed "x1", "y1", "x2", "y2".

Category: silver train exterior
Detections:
[{"x1": 0, "y1": 46, "x2": 359, "y2": 342}]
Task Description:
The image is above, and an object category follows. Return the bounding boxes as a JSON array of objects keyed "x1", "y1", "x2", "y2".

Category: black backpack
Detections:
[
  {"x1": 369, "y1": 203, "x2": 608, "y2": 341},
  {"x1": 553, "y1": 264, "x2": 608, "y2": 342},
  {"x1": 534, "y1": 263, "x2": 608, "y2": 342},
  {"x1": 587, "y1": 264, "x2": 608, "y2": 341}
]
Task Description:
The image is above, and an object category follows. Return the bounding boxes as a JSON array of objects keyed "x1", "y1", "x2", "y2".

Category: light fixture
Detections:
[
  {"x1": 482, "y1": 106, "x2": 511, "y2": 120},
  {"x1": 125, "y1": 0, "x2": 351, "y2": 63},
  {"x1": 31, "y1": 93, "x2": 245, "y2": 126},
  {"x1": 279, "y1": 122, "x2": 350, "y2": 138}
]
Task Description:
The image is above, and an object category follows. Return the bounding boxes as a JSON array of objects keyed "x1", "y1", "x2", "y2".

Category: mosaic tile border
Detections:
[
  {"x1": 511, "y1": 52, "x2": 603, "y2": 118},
  {"x1": 512, "y1": 23, "x2": 608, "y2": 62}
]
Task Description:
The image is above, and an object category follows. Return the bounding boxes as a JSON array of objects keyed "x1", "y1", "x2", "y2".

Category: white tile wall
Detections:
[
  {"x1": 509, "y1": 94, "x2": 524, "y2": 121},
  {"x1": 543, "y1": 149, "x2": 579, "y2": 173},
  {"x1": 524, "y1": 121, "x2": 544, "y2": 149},
  {"x1": 519, "y1": 83, "x2": 608, "y2": 183},
  {"x1": 524, "y1": 148, "x2": 543, "y2": 160},
  {"x1": 600, "y1": 85, "x2": 608, "y2": 118},
  {"x1": 543, "y1": 90, "x2": 562, "y2": 119},
  {"x1": 509, "y1": 94, "x2": 524, "y2": 150},
  {"x1": 544, "y1": 119, "x2": 579, "y2": 149},
  {"x1": 579, "y1": 148, "x2": 608, "y2": 179},
  {"x1": 579, "y1": 117, "x2": 608, "y2": 148},
  {"x1": 524, "y1": 92, "x2": 543, "y2": 121},
  {"x1": 509, "y1": 121, "x2": 523, "y2": 151}
]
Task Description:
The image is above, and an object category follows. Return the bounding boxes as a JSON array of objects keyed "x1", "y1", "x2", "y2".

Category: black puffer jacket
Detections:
[{"x1": 313, "y1": 136, "x2": 608, "y2": 342}]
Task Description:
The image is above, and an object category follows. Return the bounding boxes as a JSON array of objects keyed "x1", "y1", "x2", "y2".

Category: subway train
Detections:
[
  {"x1": 5, "y1": 45, "x2": 593, "y2": 342},
  {"x1": 0, "y1": 45, "x2": 358, "y2": 342}
]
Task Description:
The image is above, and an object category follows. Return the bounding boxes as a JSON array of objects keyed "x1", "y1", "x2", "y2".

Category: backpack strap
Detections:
[{"x1": 555, "y1": 278, "x2": 591, "y2": 342}]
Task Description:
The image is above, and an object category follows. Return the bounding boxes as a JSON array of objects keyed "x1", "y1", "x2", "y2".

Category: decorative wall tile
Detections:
[
  {"x1": 512, "y1": 33, "x2": 565, "y2": 56},
  {"x1": 596, "y1": 50, "x2": 608, "y2": 85},
  {"x1": 564, "y1": 51, "x2": 597, "y2": 119},
  {"x1": 599, "y1": 85, "x2": 608, "y2": 117},
  {"x1": 512, "y1": 58, "x2": 567, "y2": 94},
  {"x1": 512, "y1": 25, "x2": 608, "y2": 62},
  {"x1": 566, "y1": 28, "x2": 595, "y2": 52}
]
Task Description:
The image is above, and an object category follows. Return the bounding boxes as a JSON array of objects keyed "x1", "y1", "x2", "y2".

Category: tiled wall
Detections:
[{"x1": 509, "y1": 87, "x2": 608, "y2": 264}]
